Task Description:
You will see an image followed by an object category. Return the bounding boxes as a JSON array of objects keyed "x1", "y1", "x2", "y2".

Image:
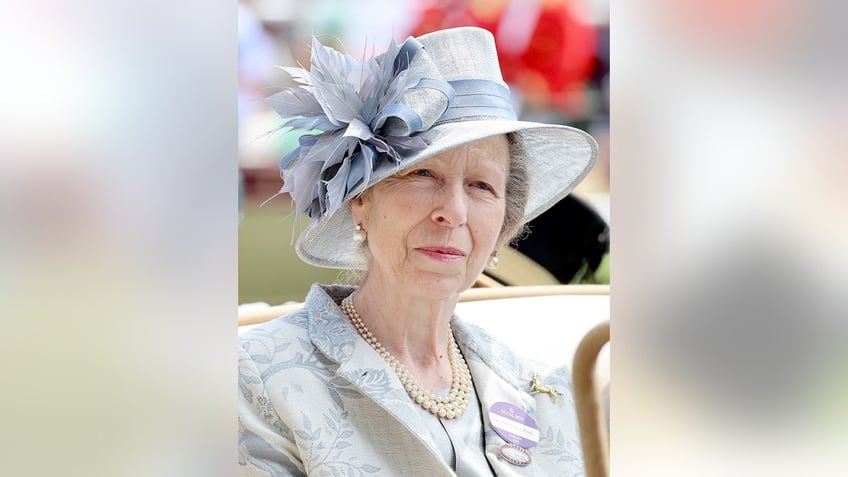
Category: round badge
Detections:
[
  {"x1": 498, "y1": 443, "x2": 532, "y2": 467},
  {"x1": 488, "y1": 402, "x2": 540, "y2": 448}
]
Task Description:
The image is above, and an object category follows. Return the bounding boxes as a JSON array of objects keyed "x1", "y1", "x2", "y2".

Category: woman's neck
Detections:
[{"x1": 352, "y1": 279, "x2": 461, "y2": 391}]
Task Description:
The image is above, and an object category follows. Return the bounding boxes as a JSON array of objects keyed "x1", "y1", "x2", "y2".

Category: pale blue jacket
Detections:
[{"x1": 238, "y1": 284, "x2": 584, "y2": 476}]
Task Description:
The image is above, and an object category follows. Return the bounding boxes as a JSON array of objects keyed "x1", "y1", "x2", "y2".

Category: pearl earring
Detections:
[
  {"x1": 487, "y1": 251, "x2": 500, "y2": 269},
  {"x1": 353, "y1": 224, "x2": 367, "y2": 243}
]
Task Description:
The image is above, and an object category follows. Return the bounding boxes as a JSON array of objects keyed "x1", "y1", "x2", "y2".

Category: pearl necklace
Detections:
[{"x1": 340, "y1": 295, "x2": 472, "y2": 419}]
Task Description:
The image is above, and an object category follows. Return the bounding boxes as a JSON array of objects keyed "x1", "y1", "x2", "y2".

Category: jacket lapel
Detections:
[{"x1": 454, "y1": 318, "x2": 541, "y2": 476}]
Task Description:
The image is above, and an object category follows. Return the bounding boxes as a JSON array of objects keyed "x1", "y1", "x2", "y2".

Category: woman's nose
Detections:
[{"x1": 430, "y1": 182, "x2": 467, "y2": 226}]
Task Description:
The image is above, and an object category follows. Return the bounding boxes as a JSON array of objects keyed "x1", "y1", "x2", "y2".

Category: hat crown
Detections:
[{"x1": 415, "y1": 27, "x2": 508, "y2": 86}]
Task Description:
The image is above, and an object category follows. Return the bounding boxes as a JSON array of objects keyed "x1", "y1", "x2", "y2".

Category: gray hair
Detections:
[{"x1": 499, "y1": 133, "x2": 530, "y2": 248}]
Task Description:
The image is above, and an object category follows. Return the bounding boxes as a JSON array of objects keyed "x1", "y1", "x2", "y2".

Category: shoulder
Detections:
[
  {"x1": 240, "y1": 307, "x2": 311, "y2": 355},
  {"x1": 239, "y1": 283, "x2": 354, "y2": 352},
  {"x1": 239, "y1": 283, "x2": 358, "y2": 375}
]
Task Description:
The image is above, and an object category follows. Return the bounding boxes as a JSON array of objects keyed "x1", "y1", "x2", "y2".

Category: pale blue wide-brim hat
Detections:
[{"x1": 267, "y1": 26, "x2": 598, "y2": 269}]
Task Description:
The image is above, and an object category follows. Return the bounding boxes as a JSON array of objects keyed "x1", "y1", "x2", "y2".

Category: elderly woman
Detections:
[{"x1": 239, "y1": 27, "x2": 597, "y2": 476}]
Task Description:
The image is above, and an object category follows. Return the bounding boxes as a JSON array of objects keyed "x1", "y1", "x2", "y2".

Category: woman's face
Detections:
[{"x1": 351, "y1": 135, "x2": 509, "y2": 299}]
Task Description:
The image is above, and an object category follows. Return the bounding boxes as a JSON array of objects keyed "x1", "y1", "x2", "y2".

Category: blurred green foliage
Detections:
[{"x1": 239, "y1": 203, "x2": 343, "y2": 305}]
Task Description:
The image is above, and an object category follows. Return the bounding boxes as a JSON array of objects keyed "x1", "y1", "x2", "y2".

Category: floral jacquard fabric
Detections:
[{"x1": 238, "y1": 284, "x2": 585, "y2": 476}]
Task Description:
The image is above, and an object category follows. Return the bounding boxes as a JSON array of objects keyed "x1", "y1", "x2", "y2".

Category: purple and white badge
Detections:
[{"x1": 488, "y1": 402, "x2": 540, "y2": 449}]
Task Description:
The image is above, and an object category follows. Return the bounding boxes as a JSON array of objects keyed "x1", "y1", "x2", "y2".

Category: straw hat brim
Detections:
[{"x1": 295, "y1": 117, "x2": 598, "y2": 270}]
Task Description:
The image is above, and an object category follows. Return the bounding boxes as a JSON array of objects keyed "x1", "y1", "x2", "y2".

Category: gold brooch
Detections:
[{"x1": 529, "y1": 373, "x2": 560, "y2": 403}]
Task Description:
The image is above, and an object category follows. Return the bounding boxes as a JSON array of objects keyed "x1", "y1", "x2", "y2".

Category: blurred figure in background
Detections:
[{"x1": 239, "y1": 0, "x2": 278, "y2": 126}]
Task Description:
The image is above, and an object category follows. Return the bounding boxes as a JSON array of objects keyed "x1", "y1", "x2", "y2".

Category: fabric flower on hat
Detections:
[{"x1": 266, "y1": 36, "x2": 454, "y2": 224}]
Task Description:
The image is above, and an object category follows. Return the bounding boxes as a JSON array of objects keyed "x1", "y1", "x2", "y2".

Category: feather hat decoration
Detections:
[
  {"x1": 266, "y1": 35, "x2": 454, "y2": 223},
  {"x1": 267, "y1": 27, "x2": 598, "y2": 270}
]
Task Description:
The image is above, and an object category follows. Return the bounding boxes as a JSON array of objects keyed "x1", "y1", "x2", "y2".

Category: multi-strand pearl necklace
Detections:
[{"x1": 340, "y1": 295, "x2": 472, "y2": 419}]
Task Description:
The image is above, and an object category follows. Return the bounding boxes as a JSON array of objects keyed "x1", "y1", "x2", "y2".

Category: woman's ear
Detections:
[{"x1": 350, "y1": 195, "x2": 366, "y2": 225}]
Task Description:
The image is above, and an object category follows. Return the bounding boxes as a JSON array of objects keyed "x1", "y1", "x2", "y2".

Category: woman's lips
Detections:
[{"x1": 416, "y1": 247, "x2": 466, "y2": 262}]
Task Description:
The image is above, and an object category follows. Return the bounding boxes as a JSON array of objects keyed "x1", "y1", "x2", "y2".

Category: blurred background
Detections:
[
  {"x1": 237, "y1": 0, "x2": 611, "y2": 305},
  {"x1": 6, "y1": 1, "x2": 847, "y2": 475}
]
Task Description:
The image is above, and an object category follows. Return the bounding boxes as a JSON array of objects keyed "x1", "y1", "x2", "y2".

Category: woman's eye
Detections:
[
  {"x1": 472, "y1": 181, "x2": 492, "y2": 191},
  {"x1": 412, "y1": 169, "x2": 432, "y2": 177}
]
